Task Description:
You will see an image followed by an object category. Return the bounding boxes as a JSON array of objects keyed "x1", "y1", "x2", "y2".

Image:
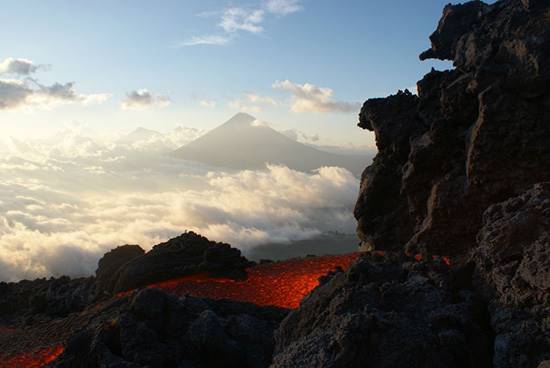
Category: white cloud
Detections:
[
  {"x1": 0, "y1": 78, "x2": 110, "y2": 110},
  {"x1": 0, "y1": 57, "x2": 41, "y2": 75},
  {"x1": 266, "y1": 0, "x2": 302, "y2": 15},
  {"x1": 181, "y1": 1, "x2": 303, "y2": 47},
  {"x1": 121, "y1": 89, "x2": 171, "y2": 110},
  {"x1": 229, "y1": 99, "x2": 262, "y2": 113},
  {"x1": 0, "y1": 58, "x2": 110, "y2": 110},
  {"x1": 0, "y1": 79, "x2": 34, "y2": 109},
  {"x1": 220, "y1": 7, "x2": 265, "y2": 34},
  {"x1": 281, "y1": 128, "x2": 320, "y2": 143},
  {"x1": 176, "y1": 35, "x2": 230, "y2": 47},
  {"x1": 199, "y1": 99, "x2": 216, "y2": 108},
  {"x1": 245, "y1": 93, "x2": 277, "y2": 106},
  {"x1": 273, "y1": 80, "x2": 360, "y2": 113},
  {"x1": 229, "y1": 92, "x2": 278, "y2": 113},
  {"x1": 0, "y1": 134, "x2": 358, "y2": 281}
]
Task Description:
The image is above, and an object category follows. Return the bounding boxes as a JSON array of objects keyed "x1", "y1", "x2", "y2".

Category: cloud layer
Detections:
[{"x1": 0, "y1": 131, "x2": 358, "y2": 281}]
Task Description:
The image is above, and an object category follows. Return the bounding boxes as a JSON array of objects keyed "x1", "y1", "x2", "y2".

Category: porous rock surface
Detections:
[{"x1": 472, "y1": 182, "x2": 550, "y2": 367}]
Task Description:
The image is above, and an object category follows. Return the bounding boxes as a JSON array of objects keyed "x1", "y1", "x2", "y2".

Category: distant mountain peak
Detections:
[
  {"x1": 173, "y1": 113, "x2": 373, "y2": 176},
  {"x1": 222, "y1": 112, "x2": 257, "y2": 128}
]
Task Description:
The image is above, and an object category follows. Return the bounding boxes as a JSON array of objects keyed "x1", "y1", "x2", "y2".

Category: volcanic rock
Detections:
[
  {"x1": 272, "y1": 252, "x2": 492, "y2": 368},
  {"x1": 95, "y1": 244, "x2": 145, "y2": 297},
  {"x1": 50, "y1": 288, "x2": 287, "y2": 368},
  {"x1": 354, "y1": 0, "x2": 550, "y2": 256},
  {"x1": 472, "y1": 182, "x2": 550, "y2": 367},
  {"x1": 111, "y1": 232, "x2": 253, "y2": 294}
]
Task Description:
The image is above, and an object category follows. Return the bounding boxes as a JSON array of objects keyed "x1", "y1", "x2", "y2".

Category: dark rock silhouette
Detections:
[
  {"x1": 95, "y1": 244, "x2": 145, "y2": 297},
  {"x1": 354, "y1": 0, "x2": 550, "y2": 256},
  {"x1": 110, "y1": 232, "x2": 252, "y2": 294}
]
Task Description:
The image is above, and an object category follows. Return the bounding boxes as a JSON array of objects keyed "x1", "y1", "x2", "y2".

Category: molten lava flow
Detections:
[
  {"x1": 140, "y1": 253, "x2": 360, "y2": 309},
  {"x1": 3, "y1": 345, "x2": 64, "y2": 368}
]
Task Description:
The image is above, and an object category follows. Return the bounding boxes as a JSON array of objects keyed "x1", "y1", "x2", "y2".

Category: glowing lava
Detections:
[
  {"x1": 135, "y1": 253, "x2": 360, "y2": 309},
  {"x1": 3, "y1": 345, "x2": 64, "y2": 368}
]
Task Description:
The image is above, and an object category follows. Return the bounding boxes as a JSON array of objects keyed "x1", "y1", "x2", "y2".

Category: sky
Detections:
[
  {"x1": 0, "y1": 0, "x2": 454, "y2": 148},
  {"x1": 0, "y1": 0, "x2": 466, "y2": 280}
]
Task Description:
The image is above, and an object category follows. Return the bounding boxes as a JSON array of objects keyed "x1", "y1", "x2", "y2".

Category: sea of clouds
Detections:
[{"x1": 0, "y1": 127, "x2": 359, "y2": 281}]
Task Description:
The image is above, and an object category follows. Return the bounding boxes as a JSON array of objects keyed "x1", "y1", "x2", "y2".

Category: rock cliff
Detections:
[{"x1": 354, "y1": 0, "x2": 550, "y2": 256}]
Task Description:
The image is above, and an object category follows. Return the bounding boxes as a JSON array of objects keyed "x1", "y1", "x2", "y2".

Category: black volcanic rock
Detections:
[
  {"x1": 95, "y1": 244, "x2": 145, "y2": 297},
  {"x1": 272, "y1": 253, "x2": 492, "y2": 368},
  {"x1": 0, "y1": 275, "x2": 95, "y2": 322},
  {"x1": 112, "y1": 232, "x2": 253, "y2": 293},
  {"x1": 355, "y1": 0, "x2": 550, "y2": 256},
  {"x1": 50, "y1": 289, "x2": 287, "y2": 368},
  {"x1": 472, "y1": 183, "x2": 550, "y2": 367}
]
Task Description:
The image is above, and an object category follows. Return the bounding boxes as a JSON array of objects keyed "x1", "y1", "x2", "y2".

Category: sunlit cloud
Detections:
[
  {"x1": 0, "y1": 78, "x2": 111, "y2": 110},
  {"x1": 0, "y1": 141, "x2": 358, "y2": 280},
  {"x1": 0, "y1": 57, "x2": 42, "y2": 76},
  {"x1": 0, "y1": 57, "x2": 110, "y2": 110},
  {"x1": 273, "y1": 80, "x2": 360, "y2": 113},
  {"x1": 229, "y1": 92, "x2": 278, "y2": 113},
  {"x1": 121, "y1": 89, "x2": 171, "y2": 110}
]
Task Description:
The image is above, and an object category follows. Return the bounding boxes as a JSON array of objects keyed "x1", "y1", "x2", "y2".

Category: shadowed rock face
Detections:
[
  {"x1": 95, "y1": 244, "x2": 145, "y2": 297},
  {"x1": 355, "y1": 0, "x2": 550, "y2": 256},
  {"x1": 272, "y1": 253, "x2": 492, "y2": 368},
  {"x1": 50, "y1": 289, "x2": 287, "y2": 368}
]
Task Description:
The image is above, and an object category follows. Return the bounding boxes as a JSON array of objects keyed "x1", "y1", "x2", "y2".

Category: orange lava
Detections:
[
  {"x1": 137, "y1": 253, "x2": 360, "y2": 309},
  {"x1": 3, "y1": 345, "x2": 64, "y2": 368}
]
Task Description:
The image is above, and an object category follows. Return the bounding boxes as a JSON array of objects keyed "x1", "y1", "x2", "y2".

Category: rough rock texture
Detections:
[
  {"x1": 0, "y1": 276, "x2": 95, "y2": 323},
  {"x1": 111, "y1": 232, "x2": 253, "y2": 293},
  {"x1": 95, "y1": 244, "x2": 145, "y2": 298},
  {"x1": 50, "y1": 289, "x2": 287, "y2": 368},
  {"x1": 354, "y1": 0, "x2": 550, "y2": 256},
  {"x1": 272, "y1": 252, "x2": 492, "y2": 368},
  {"x1": 472, "y1": 183, "x2": 550, "y2": 367}
]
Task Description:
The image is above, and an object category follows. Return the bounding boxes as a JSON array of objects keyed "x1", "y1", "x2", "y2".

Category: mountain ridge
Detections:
[{"x1": 173, "y1": 112, "x2": 372, "y2": 176}]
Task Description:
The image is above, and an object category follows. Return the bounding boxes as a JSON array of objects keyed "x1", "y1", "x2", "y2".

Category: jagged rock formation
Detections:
[
  {"x1": 272, "y1": 253, "x2": 492, "y2": 368},
  {"x1": 354, "y1": 0, "x2": 550, "y2": 256}
]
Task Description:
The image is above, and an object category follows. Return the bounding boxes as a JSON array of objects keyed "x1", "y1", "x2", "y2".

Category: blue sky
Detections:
[{"x1": 0, "y1": 0, "x2": 455, "y2": 146}]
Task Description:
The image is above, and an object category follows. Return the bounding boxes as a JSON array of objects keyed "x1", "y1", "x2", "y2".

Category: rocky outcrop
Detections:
[
  {"x1": 95, "y1": 244, "x2": 145, "y2": 297},
  {"x1": 51, "y1": 289, "x2": 287, "y2": 368},
  {"x1": 354, "y1": 0, "x2": 550, "y2": 256},
  {"x1": 272, "y1": 252, "x2": 492, "y2": 368},
  {"x1": 472, "y1": 182, "x2": 550, "y2": 367},
  {"x1": 110, "y1": 232, "x2": 252, "y2": 294}
]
